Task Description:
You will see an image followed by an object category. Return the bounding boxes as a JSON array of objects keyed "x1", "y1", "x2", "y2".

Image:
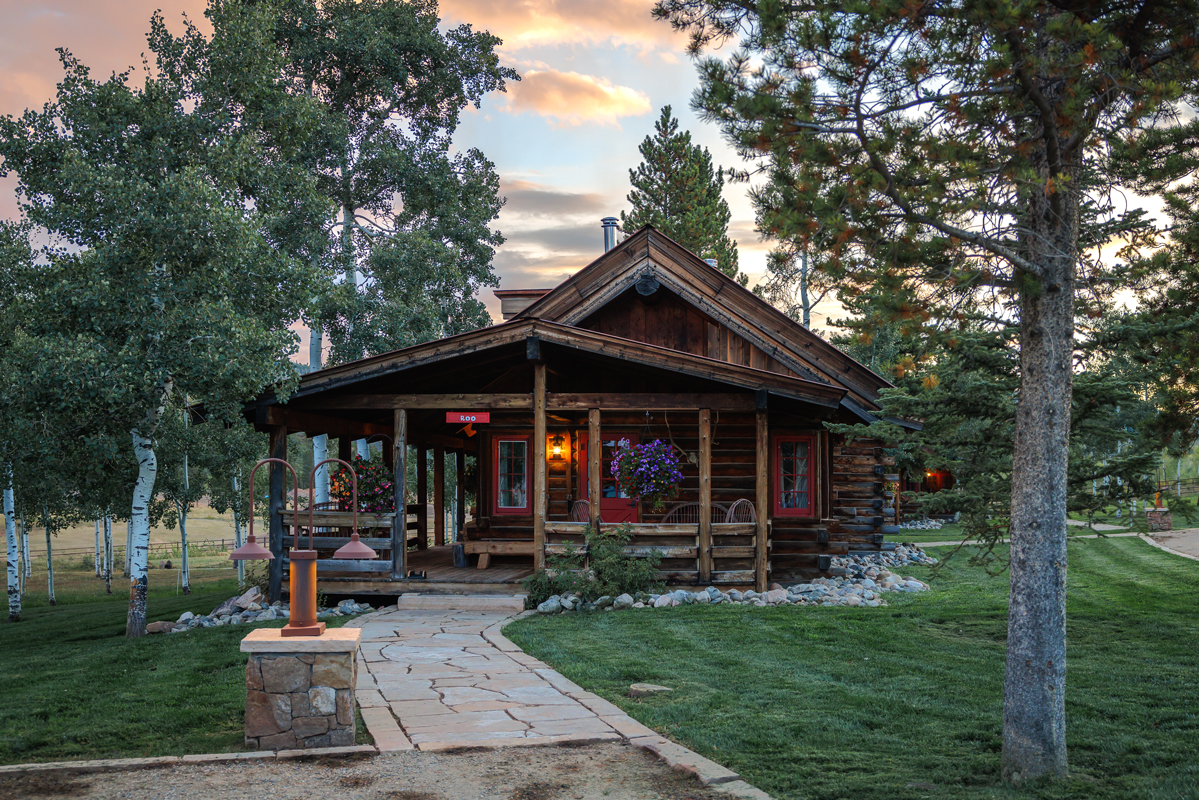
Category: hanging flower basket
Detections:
[
  {"x1": 610, "y1": 438, "x2": 684, "y2": 512},
  {"x1": 331, "y1": 456, "x2": 395, "y2": 514}
]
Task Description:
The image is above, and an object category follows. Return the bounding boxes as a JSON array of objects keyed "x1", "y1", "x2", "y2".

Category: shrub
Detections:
[
  {"x1": 521, "y1": 524, "x2": 663, "y2": 608},
  {"x1": 330, "y1": 456, "x2": 395, "y2": 513}
]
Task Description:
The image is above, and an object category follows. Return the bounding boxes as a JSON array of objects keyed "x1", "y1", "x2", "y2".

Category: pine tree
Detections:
[
  {"x1": 655, "y1": 0, "x2": 1199, "y2": 781},
  {"x1": 622, "y1": 106, "x2": 745, "y2": 283}
]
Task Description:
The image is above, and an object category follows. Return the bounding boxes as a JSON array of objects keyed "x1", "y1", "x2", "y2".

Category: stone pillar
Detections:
[
  {"x1": 1147, "y1": 507, "x2": 1172, "y2": 532},
  {"x1": 240, "y1": 627, "x2": 362, "y2": 750}
]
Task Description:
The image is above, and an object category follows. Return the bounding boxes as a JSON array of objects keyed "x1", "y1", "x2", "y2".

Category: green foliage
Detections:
[
  {"x1": 522, "y1": 524, "x2": 663, "y2": 607},
  {"x1": 621, "y1": 106, "x2": 744, "y2": 283},
  {"x1": 268, "y1": 0, "x2": 519, "y2": 361}
]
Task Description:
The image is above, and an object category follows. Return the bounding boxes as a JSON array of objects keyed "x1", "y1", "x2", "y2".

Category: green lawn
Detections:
[
  {"x1": 505, "y1": 538, "x2": 1199, "y2": 800},
  {"x1": 886, "y1": 521, "x2": 967, "y2": 543},
  {"x1": 0, "y1": 575, "x2": 364, "y2": 764}
]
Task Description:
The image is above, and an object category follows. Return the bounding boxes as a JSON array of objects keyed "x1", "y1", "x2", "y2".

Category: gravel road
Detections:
[{"x1": 2, "y1": 743, "x2": 731, "y2": 800}]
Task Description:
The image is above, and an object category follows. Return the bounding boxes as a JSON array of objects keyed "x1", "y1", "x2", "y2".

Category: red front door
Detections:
[{"x1": 578, "y1": 434, "x2": 640, "y2": 523}]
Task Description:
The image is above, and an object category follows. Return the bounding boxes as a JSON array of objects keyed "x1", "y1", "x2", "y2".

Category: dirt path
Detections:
[
  {"x1": 2, "y1": 744, "x2": 730, "y2": 800},
  {"x1": 1149, "y1": 528, "x2": 1199, "y2": 560}
]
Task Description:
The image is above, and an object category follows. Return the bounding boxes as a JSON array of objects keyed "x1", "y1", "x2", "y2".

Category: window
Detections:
[
  {"x1": 775, "y1": 435, "x2": 815, "y2": 516},
  {"x1": 493, "y1": 436, "x2": 530, "y2": 514}
]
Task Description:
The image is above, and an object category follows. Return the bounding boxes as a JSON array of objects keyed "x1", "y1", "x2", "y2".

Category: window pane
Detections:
[
  {"x1": 778, "y1": 439, "x2": 811, "y2": 512},
  {"x1": 497, "y1": 440, "x2": 527, "y2": 508}
]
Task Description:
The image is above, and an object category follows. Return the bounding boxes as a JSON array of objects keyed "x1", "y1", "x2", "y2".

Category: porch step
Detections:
[{"x1": 394, "y1": 593, "x2": 527, "y2": 612}]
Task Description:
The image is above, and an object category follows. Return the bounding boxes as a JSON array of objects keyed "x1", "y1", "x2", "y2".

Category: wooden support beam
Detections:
[
  {"x1": 698, "y1": 408, "x2": 712, "y2": 584},
  {"x1": 337, "y1": 435, "x2": 351, "y2": 464},
  {"x1": 533, "y1": 363, "x2": 547, "y2": 571},
  {"x1": 416, "y1": 446, "x2": 428, "y2": 550},
  {"x1": 301, "y1": 392, "x2": 756, "y2": 412},
  {"x1": 268, "y1": 425, "x2": 287, "y2": 603},
  {"x1": 262, "y1": 406, "x2": 389, "y2": 439},
  {"x1": 456, "y1": 451, "x2": 466, "y2": 543},
  {"x1": 755, "y1": 409, "x2": 769, "y2": 592},
  {"x1": 382, "y1": 435, "x2": 394, "y2": 471},
  {"x1": 433, "y1": 444, "x2": 446, "y2": 547},
  {"x1": 391, "y1": 410, "x2": 407, "y2": 580},
  {"x1": 588, "y1": 408, "x2": 601, "y2": 530}
]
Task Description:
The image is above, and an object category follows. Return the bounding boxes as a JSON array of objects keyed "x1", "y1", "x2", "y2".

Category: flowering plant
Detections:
[
  {"x1": 330, "y1": 456, "x2": 395, "y2": 513},
  {"x1": 610, "y1": 438, "x2": 684, "y2": 512}
]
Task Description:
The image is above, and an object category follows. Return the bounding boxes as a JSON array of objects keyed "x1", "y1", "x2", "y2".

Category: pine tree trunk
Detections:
[
  {"x1": 232, "y1": 473, "x2": 245, "y2": 586},
  {"x1": 1002, "y1": 175, "x2": 1077, "y2": 781},
  {"x1": 43, "y1": 503, "x2": 55, "y2": 607},
  {"x1": 103, "y1": 516, "x2": 113, "y2": 595},
  {"x1": 127, "y1": 423, "x2": 161, "y2": 638},
  {"x1": 94, "y1": 519, "x2": 102, "y2": 577},
  {"x1": 5, "y1": 465, "x2": 19, "y2": 622}
]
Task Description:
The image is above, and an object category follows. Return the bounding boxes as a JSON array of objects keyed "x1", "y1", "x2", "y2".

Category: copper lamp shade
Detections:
[
  {"x1": 229, "y1": 535, "x2": 273, "y2": 561},
  {"x1": 333, "y1": 532, "x2": 377, "y2": 559}
]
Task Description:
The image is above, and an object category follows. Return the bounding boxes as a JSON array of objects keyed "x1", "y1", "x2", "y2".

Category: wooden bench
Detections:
[{"x1": 461, "y1": 539, "x2": 536, "y2": 569}]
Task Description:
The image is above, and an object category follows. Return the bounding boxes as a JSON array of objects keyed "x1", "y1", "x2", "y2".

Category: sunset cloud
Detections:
[
  {"x1": 501, "y1": 179, "x2": 608, "y2": 218},
  {"x1": 505, "y1": 69, "x2": 651, "y2": 126},
  {"x1": 440, "y1": 0, "x2": 681, "y2": 51}
]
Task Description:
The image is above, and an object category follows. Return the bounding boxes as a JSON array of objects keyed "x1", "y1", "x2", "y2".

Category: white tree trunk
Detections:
[
  {"x1": 5, "y1": 464, "x2": 19, "y2": 621},
  {"x1": 177, "y1": 499, "x2": 190, "y2": 595},
  {"x1": 43, "y1": 503, "x2": 55, "y2": 607},
  {"x1": 103, "y1": 516, "x2": 113, "y2": 595},
  {"x1": 127, "y1": 424, "x2": 161, "y2": 638},
  {"x1": 232, "y1": 473, "x2": 245, "y2": 586},
  {"x1": 124, "y1": 519, "x2": 132, "y2": 577}
]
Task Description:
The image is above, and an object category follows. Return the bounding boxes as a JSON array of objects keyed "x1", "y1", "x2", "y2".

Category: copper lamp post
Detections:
[{"x1": 231, "y1": 457, "x2": 377, "y2": 637}]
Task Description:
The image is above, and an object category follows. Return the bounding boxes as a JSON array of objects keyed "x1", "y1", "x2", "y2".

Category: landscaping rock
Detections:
[
  {"x1": 176, "y1": 611, "x2": 195, "y2": 624},
  {"x1": 594, "y1": 595, "x2": 614, "y2": 609},
  {"x1": 653, "y1": 594, "x2": 674, "y2": 608},
  {"x1": 629, "y1": 683, "x2": 673, "y2": 698},
  {"x1": 235, "y1": 587, "x2": 264, "y2": 610},
  {"x1": 762, "y1": 588, "x2": 788, "y2": 605},
  {"x1": 537, "y1": 596, "x2": 562, "y2": 615},
  {"x1": 146, "y1": 621, "x2": 174, "y2": 634},
  {"x1": 211, "y1": 595, "x2": 242, "y2": 617},
  {"x1": 613, "y1": 593, "x2": 634, "y2": 610}
]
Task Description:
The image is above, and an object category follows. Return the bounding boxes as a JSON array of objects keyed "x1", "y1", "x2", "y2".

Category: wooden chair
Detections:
[
  {"x1": 569, "y1": 499, "x2": 592, "y2": 522},
  {"x1": 662, "y1": 501, "x2": 729, "y2": 524},
  {"x1": 724, "y1": 498, "x2": 757, "y2": 523}
]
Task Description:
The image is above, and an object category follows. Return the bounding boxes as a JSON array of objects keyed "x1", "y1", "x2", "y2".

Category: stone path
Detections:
[{"x1": 344, "y1": 606, "x2": 658, "y2": 752}]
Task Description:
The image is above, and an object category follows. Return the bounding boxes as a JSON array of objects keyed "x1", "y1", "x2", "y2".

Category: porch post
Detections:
[
  {"x1": 456, "y1": 451, "x2": 466, "y2": 541},
  {"x1": 533, "y1": 363, "x2": 547, "y2": 571},
  {"x1": 588, "y1": 408, "x2": 601, "y2": 529},
  {"x1": 391, "y1": 409, "x2": 407, "y2": 580},
  {"x1": 755, "y1": 408, "x2": 769, "y2": 592},
  {"x1": 433, "y1": 444, "x2": 445, "y2": 547},
  {"x1": 337, "y1": 436, "x2": 351, "y2": 464},
  {"x1": 268, "y1": 424, "x2": 287, "y2": 604},
  {"x1": 698, "y1": 408, "x2": 712, "y2": 584},
  {"x1": 416, "y1": 445, "x2": 428, "y2": 550}
]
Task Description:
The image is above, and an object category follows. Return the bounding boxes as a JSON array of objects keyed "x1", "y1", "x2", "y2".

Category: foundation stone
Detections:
[
  {"x1": 1147, "y1": 507, "x2": 1173, "y2": 532},
  {"x1": 240, "y1": 628, "x2": 362, "y2": 750}
]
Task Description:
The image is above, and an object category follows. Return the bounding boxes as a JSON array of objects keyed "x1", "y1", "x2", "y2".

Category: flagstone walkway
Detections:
[{"x1": 344, "y1": 606, "x2": 658, "y2": 752}]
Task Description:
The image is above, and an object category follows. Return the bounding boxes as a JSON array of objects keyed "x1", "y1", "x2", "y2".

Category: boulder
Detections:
[
  {"x1": 628, "y1": 683, "x2": 673, "y2": 698},
  {"x1": 594, "y1": 595, "x2": 614, "y2": 609},
  {"x1": 176, "y1": 611, "x2": 195, "y2": 624},
  {"x1": 763, "y1": 588, "x2": 789, "y2": 605},
  {"x1": 146, "y1": 621, "x2": 174, "y2": 634},
  {"x1": 653, "y1": 594, "x2": 674, "y2": 609},
  {"x1": 211, "y1": 595, "x2": 242, "y2": 617},
  {"x1": 613, "y1": 593, "x2": 634, "y2": 610},
  {"x1": 537, "y1": 596, "x2": 563, "y2": 615},
  {"x1": 235, "y1": 586, "x2": 264, "y2": 610}
]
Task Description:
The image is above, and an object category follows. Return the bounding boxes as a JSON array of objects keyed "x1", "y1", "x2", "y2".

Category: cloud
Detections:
[
  {"x1": 441, "y1": 0, "x2": 682, "y2": 51},
  {"x1": 504, "y1": 69, "x2": 651, "y2": 126},
  {"x1": 501, "y1": 179, "x2": 608, "y2": 218}
]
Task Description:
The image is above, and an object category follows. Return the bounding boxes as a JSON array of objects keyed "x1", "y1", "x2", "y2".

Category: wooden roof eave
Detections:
[{"x1": 515, "y1": 226, "x2": 893, "y2": 408}]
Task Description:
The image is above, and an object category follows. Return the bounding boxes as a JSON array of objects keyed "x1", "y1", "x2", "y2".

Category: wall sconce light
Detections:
[{"x1": 550, "y1": 434, "x2": 565, "y2": 460}]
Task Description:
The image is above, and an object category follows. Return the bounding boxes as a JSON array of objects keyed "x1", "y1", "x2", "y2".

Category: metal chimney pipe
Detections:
[{"x1": 601, "y1": 217, "x2": 619, "y2": 252}]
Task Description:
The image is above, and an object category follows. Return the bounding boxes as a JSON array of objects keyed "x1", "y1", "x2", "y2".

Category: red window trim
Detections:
[
  {"x1": 774, "y1": 434, "x2": 816, "y2": 517},
  {"x1": 492, "y1": 435, "x2": 532, "y2": 515}
]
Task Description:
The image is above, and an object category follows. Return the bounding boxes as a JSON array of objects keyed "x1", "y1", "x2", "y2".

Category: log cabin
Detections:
[{"x1": 245, "y1": 224, "x2": 909, "y2": 602}]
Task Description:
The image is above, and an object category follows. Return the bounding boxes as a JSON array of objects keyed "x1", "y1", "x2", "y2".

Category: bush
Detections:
[{"x1": 521, "y1": 524, "x2": 663, "y2": 608}]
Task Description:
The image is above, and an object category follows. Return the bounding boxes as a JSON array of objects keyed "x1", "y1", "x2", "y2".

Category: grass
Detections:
[
  {"x1": 505, "y1": 538, "x2": 1199, "y2": 800},
  {"x1": 0, "y1": 566, "x2": 366, "y2": 764}
]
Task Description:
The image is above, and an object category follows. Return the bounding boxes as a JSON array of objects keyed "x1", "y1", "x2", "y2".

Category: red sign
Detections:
[{"x1": 447, "y1": 412, "x2": 490, "y2": 424}]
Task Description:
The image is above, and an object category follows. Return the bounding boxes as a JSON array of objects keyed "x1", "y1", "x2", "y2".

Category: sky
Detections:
[{"x1": 0, "y1": 0, "x2": 822, "y2": 330}]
